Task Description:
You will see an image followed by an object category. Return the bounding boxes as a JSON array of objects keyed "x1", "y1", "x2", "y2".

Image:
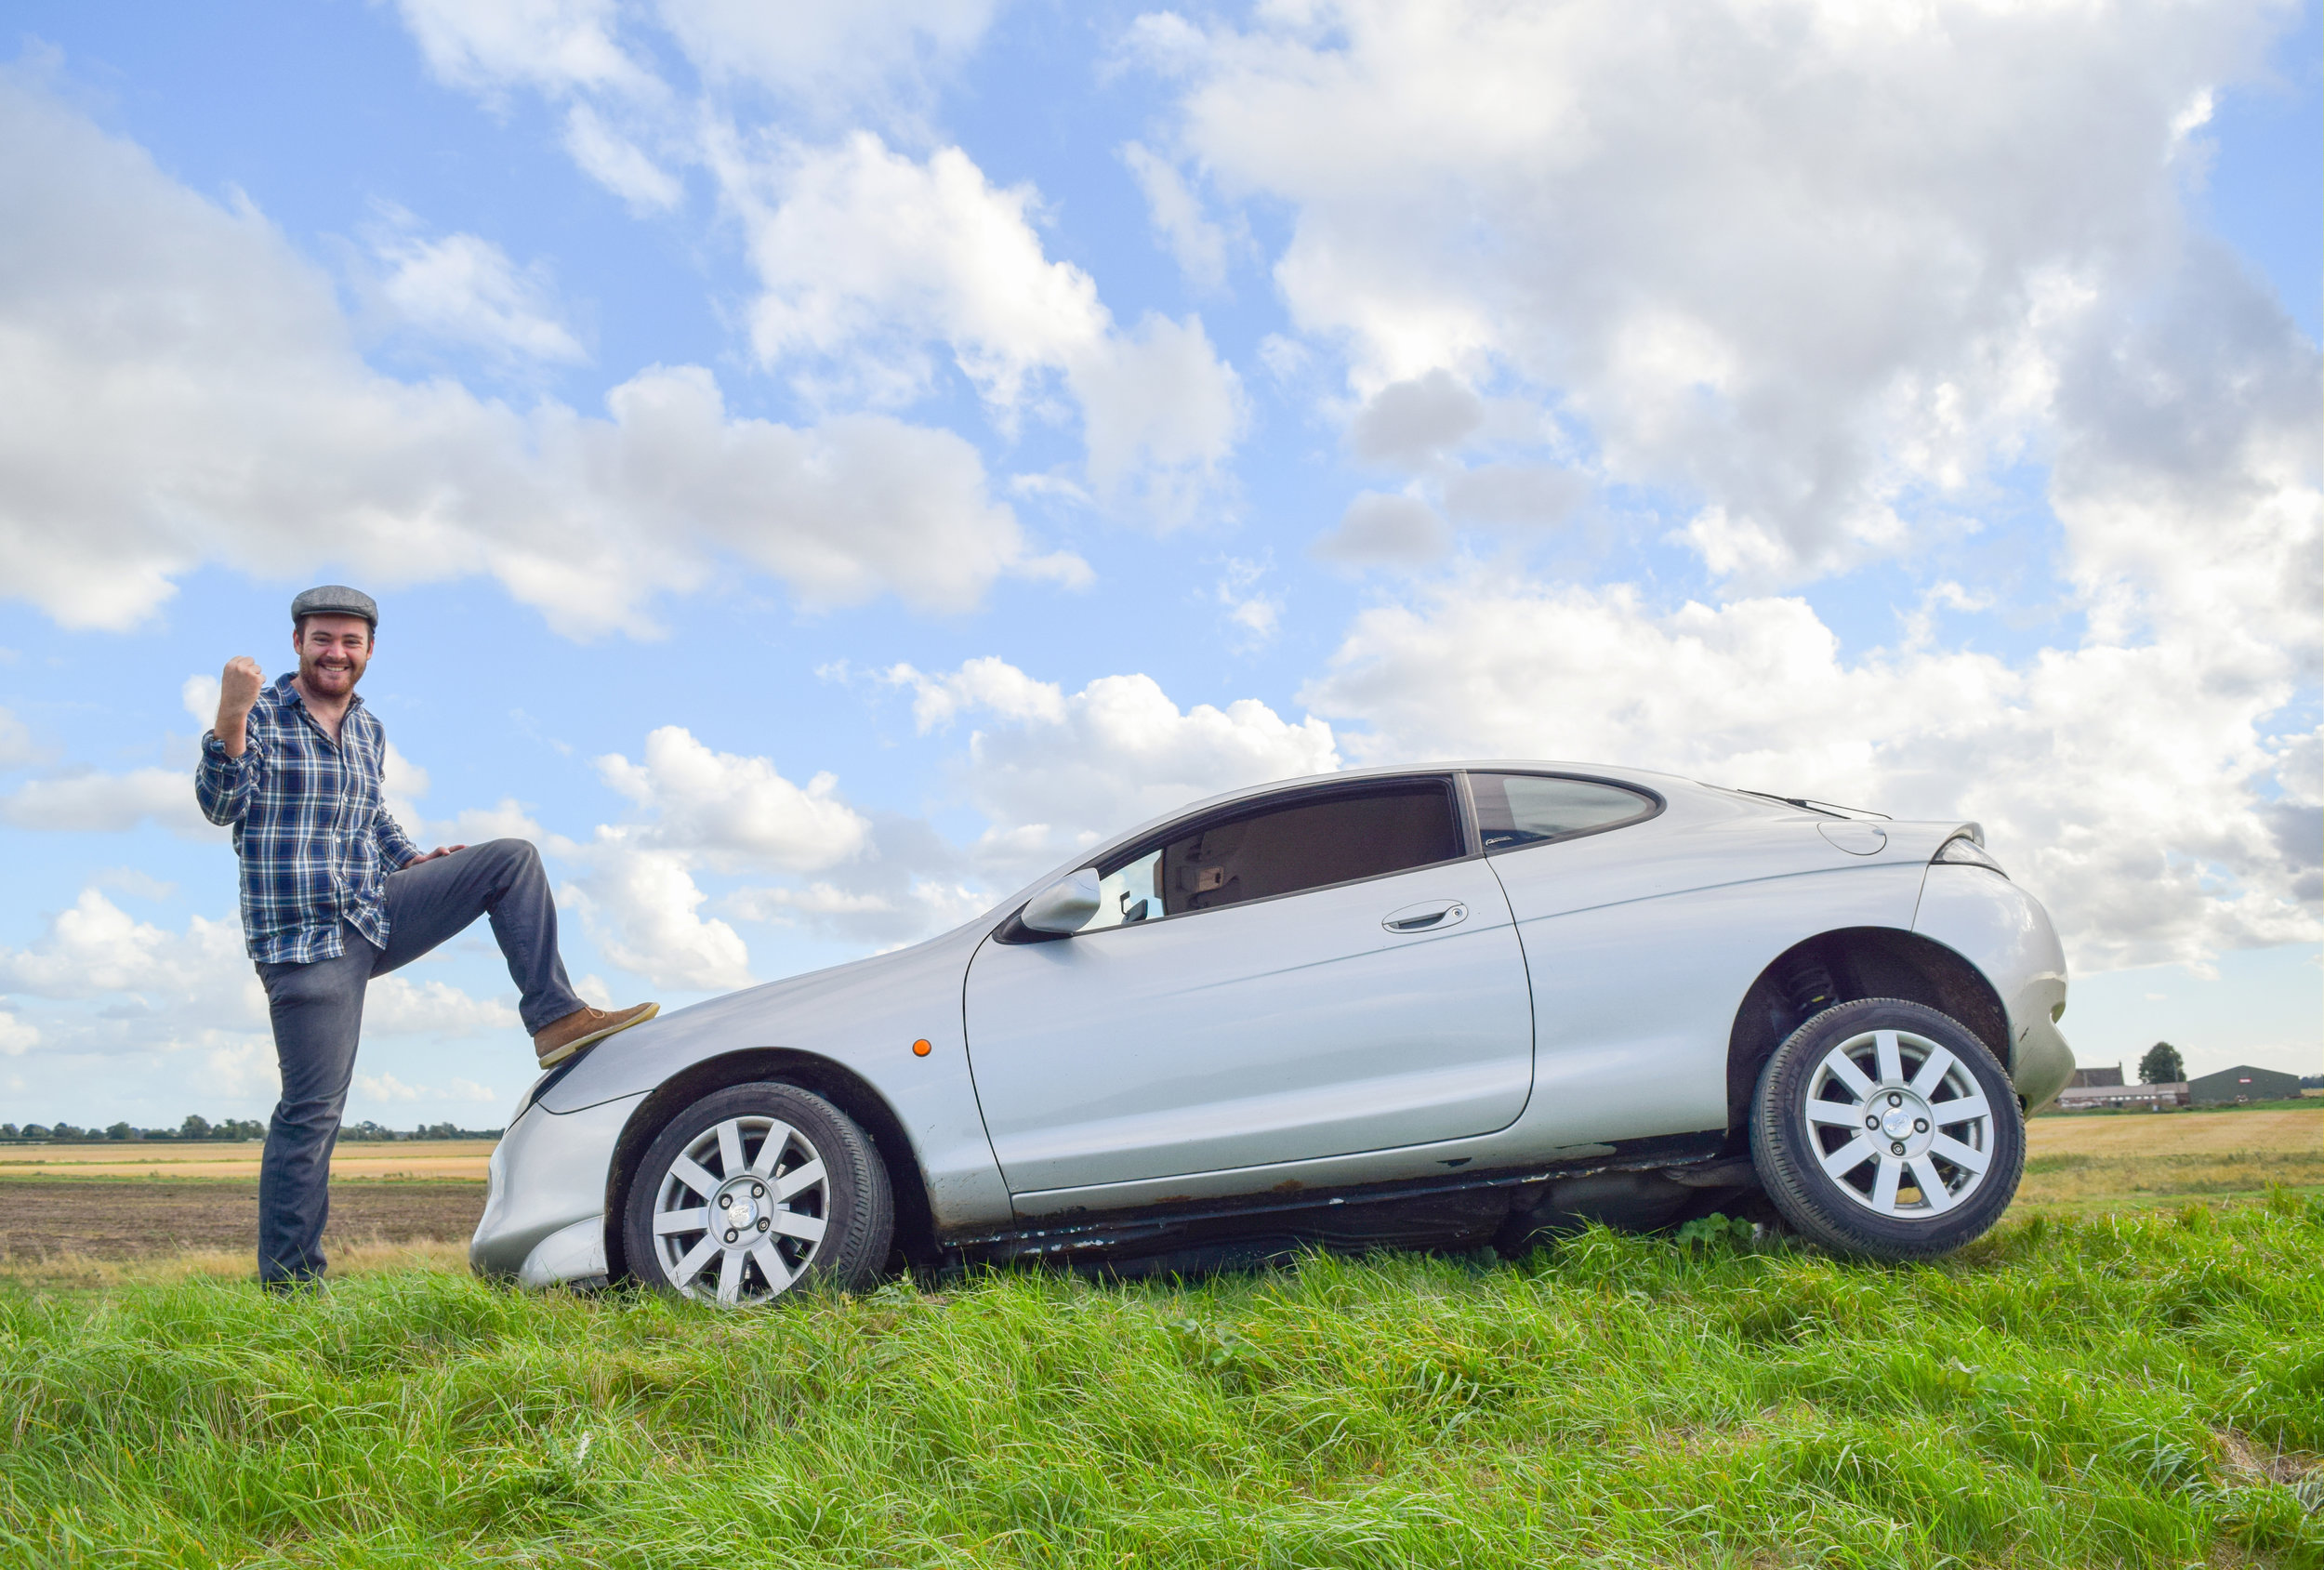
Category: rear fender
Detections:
[{"x1": 1723, "y1": 927, "x2": 2013, "y2": 1146}]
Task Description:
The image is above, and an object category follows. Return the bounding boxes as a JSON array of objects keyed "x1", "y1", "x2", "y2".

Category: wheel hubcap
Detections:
[
  {"x1": 648, "y1": 1116, "x2": 831, "y2": 1306},
  {"x1": 1802, "y1": 1028, "x2": 1996, "y2": 1220}
]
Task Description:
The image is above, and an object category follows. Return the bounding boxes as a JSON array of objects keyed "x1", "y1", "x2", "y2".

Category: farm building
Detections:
[
  {"x1": 2186, "y1": 1064, "x2": 2304, "y2": 1105},
  {"x1": 2053, "y1": 1082, "x2": 2186, "y2": 1112},
  {"x1": 2069, "y1": 1064, "x2": 2125, "y2": 1088}
]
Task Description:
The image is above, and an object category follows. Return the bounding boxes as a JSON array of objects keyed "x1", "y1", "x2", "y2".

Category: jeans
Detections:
[{"x1": 254, "y1": 838, "x2": 585, "y2": 1284}]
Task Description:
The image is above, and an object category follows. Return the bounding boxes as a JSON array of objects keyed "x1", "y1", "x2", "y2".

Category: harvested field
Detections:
[
  {"x1": 0, "y1": 1138, "x2": 495, "y2": 1181},
  {"x1": 2025, "y1": 1106, "x2": 2318, "y2": 1156},
  {"x1": 2016, "y1": 1105, "x2": 2322, "y2": 1215}
]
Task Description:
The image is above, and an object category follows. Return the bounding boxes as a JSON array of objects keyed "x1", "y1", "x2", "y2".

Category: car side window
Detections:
[
  {"x1": 1080, "y1": 849, "x2": 1163, "y2": 931},
  {"x1": 1470, "y1": 772, "x2": 1657, "y2": 851},
  {"x1": 1148, "y1": 784, "x2": 1463, "y2": 916}
]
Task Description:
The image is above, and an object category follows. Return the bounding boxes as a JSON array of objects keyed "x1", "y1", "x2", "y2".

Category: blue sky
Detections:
[{"x1": 0, "y1": 0, "x2": 2317, "y2": 1127}]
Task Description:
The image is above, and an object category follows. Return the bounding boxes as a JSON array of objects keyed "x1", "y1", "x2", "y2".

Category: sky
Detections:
[{"x1": 0, "y1": 0, "x2": 2317, "y2": 1129}]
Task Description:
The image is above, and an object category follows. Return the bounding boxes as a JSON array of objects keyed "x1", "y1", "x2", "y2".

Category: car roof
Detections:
[{"x1": 988, "y1": 759, "x2": 1733, "y2": 918}]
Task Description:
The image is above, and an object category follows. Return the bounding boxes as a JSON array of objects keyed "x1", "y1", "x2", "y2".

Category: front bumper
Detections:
[{"x1": 470, "y1": 1091, "x2": 646, "y2": 1285}]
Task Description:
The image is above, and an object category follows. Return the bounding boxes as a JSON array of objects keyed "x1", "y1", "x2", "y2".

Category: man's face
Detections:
[{"x1": 292, "y1": 615, "x2": 373, "y2": 698}]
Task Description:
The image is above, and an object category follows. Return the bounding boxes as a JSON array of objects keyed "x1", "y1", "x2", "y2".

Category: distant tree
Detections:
[
  {"x1": 22, "y1": 1125, "x2": 49, "y2": 1140},
  {"x1": 179, "y1": 1114, "x2": 212, "y2": 1141},
  {"x1": 2138, "y1": 1041, "x2": 2186, "y2": 1085},
  {"x1": 106, "y1": 1121, "x2": 134, "y2": 1141},
  {"x1": 49, "y1": 1123, "x2": 84, "y2": 1141},
  {"x1": 0, "y1": 1124, "x2": 17, "y2": 1139}
]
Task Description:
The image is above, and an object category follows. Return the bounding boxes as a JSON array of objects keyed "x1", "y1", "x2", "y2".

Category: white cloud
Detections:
[
  {"x1": 1122, "y1": 140, "x2": 1230, "y2": 293},
  {"x1": 357, "y1": 1071, "x2": 425, "y2": 1102},
  {"x1": 91, "y1": 866, "x2": 178, "y2": 901},
  {"x1": 883, "y1": 655, "x2": 1065, "y2": 733},
  {"x1": 1211, "y1": 556, "x2": 1281, "y2": 650},
  {"x1": 394, "y1": 0, "x2": 655, "y2": 99},
  {"x1": 897, "y1": 658, "x2": 1340, "y2": 871},
  {"x1": 1147, "y1": 0, "x2": 2301, "y2": 582},
  {"x1": 0, "y1": 1007, "x2": 38, "y2": 1057},
  {"x1": 180, "y1": 675, "x2": 219, "y2": 732},
  {"x1": 363, "y1": 975, "x2": 522, "y2": 1037},
  {"x1": 0, "y1": 767, "x2": 219, "y2": 838},
  {"x1": 657, "y1": 0, "x2": 999, "y2": 112},
  {"x1": 0, "y1": 890, "x2": 258, "y2": 1020},
  {"x1": 1312, "y1": 492, "x2": 1451, "y2": 566},
  {"x1": 1299, "y1": 575, "x2": 2320, "y2": 974},
  {"x1": 1071, "y1": 310, "x2": 1247, "y2": 521},
  {"x1": 562, "y1": 726, "x2": 893, "y2": 988},
  {"x1": 0, "y1": 706, "x2": 40, "y2": 769},
  {"x1": 596, "y1": 725, "x2": 873, "y2": 874},
  {"x1": 0, "y1": 78, "x2": 1074, "y2": 635},
  {"x1": 563, "y1": 842, "x2": 753, "y2": 992},
  {"x1": 1348, "y1": 370, "x2": 1483, "y2": 468},
  {"x1": 372, "y1": 225, "x2": 588, "y2": 363},
  {"x1": 715, "y1": 130, "x2": 1244, "y2": 519},
  {"x1": 561, "y1": 102, "x2": 683, "y2": 211},
  {"x1": 356, "y1": 1070, "x2": 505, "y2": 1105},
  {"x1": 1441, "y1": 463, "x2": 1589, "y2": 530},
  {"x1": 726, "y1": 131, "x2": 1106, "y2": 408},
  {"x1": 722, "y1": 873, "x2": 994, "y2": 951}
]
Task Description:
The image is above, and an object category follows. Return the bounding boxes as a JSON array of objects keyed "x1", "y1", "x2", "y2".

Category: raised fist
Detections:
[{"x1": 218, "y1": 656, "x2": 264, "y2": 721}]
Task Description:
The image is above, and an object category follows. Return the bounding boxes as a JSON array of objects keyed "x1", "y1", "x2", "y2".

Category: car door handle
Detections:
[{"x1": 1382, "y1": 901, "x2": 1467, "y2": 933}]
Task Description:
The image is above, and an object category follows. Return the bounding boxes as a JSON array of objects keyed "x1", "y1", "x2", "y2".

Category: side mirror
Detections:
[{"x1": 1020, "y1": 868, "x2": 1103, "y2": 935}]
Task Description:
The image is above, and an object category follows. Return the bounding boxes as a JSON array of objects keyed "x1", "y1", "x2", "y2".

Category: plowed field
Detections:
[{"x1": 0, "y1": 1179, "x2": 483, "y2": 1264}]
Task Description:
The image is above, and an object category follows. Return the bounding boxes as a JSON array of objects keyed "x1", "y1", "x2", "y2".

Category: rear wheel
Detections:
[
  {"x1": 1750, "y1": 997, "x2": 2023, "y2": 1260},
  {"x1": 621, "y1": 1082, "x2": 892, "y2": 1306}
]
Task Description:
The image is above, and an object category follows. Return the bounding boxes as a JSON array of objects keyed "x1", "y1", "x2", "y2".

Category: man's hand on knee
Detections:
[{"x1": 404, "y1": 843, "x2": 469, "y2": 866}]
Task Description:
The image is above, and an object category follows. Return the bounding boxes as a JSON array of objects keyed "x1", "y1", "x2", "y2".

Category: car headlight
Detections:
[{"x1": 1933, "y1": 834, "x2": 2008, "y2": 877}]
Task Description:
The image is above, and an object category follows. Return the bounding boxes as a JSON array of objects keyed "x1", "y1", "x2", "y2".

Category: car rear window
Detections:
[
  {"x1": 1470, "y1": 772, "x2": 1657, "y2": 851},
  {"x1": 1156, "y1": 784, "x2": 1462, "y2": 914}
]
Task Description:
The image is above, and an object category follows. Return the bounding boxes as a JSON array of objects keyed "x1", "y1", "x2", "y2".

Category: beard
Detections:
[{"x1": 298, "y1": 646, "x2": 368, "y2": 696}]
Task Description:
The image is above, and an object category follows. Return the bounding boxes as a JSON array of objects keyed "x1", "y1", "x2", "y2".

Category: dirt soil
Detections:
[{"x1": 0, "y1": 1180, "x2": 486, "y2": 1262}]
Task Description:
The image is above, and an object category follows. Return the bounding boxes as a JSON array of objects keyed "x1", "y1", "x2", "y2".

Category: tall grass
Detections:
[{"x1": 3, "y1": 1199, "x2": 2319, "y2": 1568}]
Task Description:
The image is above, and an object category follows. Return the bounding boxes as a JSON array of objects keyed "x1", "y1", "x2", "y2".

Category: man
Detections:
[{"x1": 196, "y1": 585, "x2": 657, "y2": 1289}]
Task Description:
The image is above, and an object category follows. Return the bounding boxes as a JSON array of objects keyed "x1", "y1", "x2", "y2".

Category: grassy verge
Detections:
[{"x1": 4, "y1": 1197, "x2": 2320, "y2": 1567}]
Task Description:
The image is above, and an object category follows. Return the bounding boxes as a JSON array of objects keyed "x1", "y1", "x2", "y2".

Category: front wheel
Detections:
[
  {"x1": 621, "y1": 1082, "x2": 893, "y2": 1306},
  {"x1": 1750, "y1": 998, "x2": 2023, "y2": 1260}
]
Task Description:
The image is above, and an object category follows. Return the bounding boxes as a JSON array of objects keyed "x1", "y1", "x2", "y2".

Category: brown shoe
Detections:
[{"x1": 534, "y1": 1002, "x2": 659, "y2": 1067}]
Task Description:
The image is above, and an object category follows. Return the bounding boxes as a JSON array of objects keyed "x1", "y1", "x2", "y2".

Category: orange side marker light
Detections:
[{"x1": 912, "y1": 1038, "x2": 932, "y2": 1057}]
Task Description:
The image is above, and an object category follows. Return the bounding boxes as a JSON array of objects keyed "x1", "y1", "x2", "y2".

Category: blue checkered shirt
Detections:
[{"x1": 195, "y1": 674, "x2": 420, "y2": 964}]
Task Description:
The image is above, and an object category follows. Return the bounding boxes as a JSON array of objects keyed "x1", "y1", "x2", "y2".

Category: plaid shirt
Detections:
[{"x1": 195, "y1": 674, "x2": 420, "y2": 964}]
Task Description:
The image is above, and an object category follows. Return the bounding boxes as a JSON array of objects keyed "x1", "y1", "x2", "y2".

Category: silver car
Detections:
[{"x1": 473, "y1": 762, "x2": 2072, "y2": 1304}]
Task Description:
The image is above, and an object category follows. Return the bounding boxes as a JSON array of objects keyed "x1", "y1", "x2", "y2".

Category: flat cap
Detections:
[{"x1": 290, "y1": 585, "x2": 378, "y2": 627}]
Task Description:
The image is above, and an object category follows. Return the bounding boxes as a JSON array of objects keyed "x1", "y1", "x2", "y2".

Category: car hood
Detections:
[{"x1": 533, "y1": 921, "x2": 988, "y2": 1115}]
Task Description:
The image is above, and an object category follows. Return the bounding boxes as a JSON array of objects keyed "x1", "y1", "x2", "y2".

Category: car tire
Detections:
[
  {"x1": 1750, "y1": 997, "x2": 2024, "y2": 1260},
  {"x1": 621, "y1": 1082, "x2": 893, "y2": 1306}
]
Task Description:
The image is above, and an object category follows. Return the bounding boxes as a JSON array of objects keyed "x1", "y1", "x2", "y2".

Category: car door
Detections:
[{"x1": 961, "y1": 776, "x2": 1536, "y2": 1195}]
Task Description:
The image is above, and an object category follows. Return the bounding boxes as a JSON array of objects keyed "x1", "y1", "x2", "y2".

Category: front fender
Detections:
[
  {"x1": 527, "y1": 925, "x2": 1012, "y2": 1233},
  {"x1": 1912, "y1": 864, "x2": 2073, "y2": 1109}
]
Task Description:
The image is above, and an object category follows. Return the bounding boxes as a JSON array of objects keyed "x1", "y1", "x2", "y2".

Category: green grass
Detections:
[{"x1": 4, "y1": 1200, "x2": 2321, "y2": 1569}]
